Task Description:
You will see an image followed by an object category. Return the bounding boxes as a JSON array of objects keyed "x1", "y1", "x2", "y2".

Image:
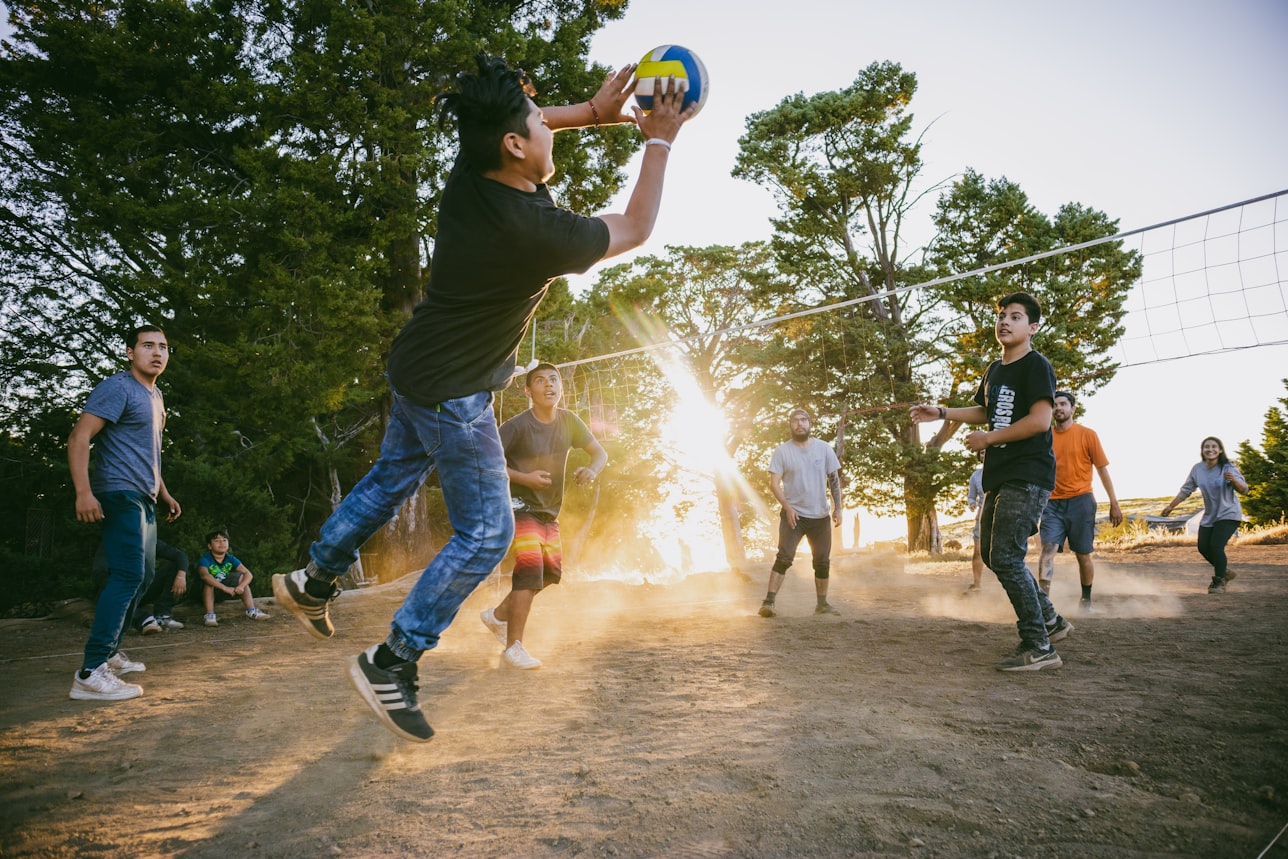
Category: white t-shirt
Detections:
[{"x1": 769, "y1": 438, "x2": 840, "y2": 520}]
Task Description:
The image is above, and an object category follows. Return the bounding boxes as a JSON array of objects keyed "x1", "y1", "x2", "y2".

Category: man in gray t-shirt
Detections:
[
  {"x1": 759, "y1": 409, "x2": 843, "y2": 618},
  {"x1": 68, "y1": 325, "x2": 182, "y2": 703}
]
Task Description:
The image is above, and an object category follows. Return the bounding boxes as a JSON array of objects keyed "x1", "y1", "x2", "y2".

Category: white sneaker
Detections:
[
  {"x1": 480, "y1": 608, "x2": 508, "y2": 646},
  {"x1": 70, "y1": 663, "x2": 143, "y2": 701},
  {"x1": 502, "y1": 641, "x2": 542, "y2": 670},
  {"x1": 204, "y1": 612, "x2": 218, "y2": 627},
  {"x1": 139, "y1": 616, "x2": 162, "y2": 635},
  {"x1": 107, "y1": 651, "x2": 145, "y2": 674},
  {"x1": 246, "y1": 607, "x2": 270, "y2": 620},
  {"x1": 156, "y1": 616, "x2": 185, "y2": 630}
]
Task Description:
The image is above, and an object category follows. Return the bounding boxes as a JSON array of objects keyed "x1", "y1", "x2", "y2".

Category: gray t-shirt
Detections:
[
  {"x1": 500, "y1": 408, "x2": 594, "y2": 518},
  {"x1": 1176, "y1": 461, "x2": 1246, "y2": 527},
  {"x1": 768, "y1": 438, "x2": 840, "y2": 520},
  {"x1": 83, "y1": 371, "x2": 165, "y2": 500}
]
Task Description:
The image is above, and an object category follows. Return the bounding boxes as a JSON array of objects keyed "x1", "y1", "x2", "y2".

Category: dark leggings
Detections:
[{"x1": 1196, "y1": 519, "x2": 1240, "y2": 579}]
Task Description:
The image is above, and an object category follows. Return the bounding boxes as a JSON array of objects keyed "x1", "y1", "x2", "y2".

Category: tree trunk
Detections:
[
  {"x1": 566, "y1": 482, "x2": 601, "y2": 564},
  {"x1": 715, "y1": 473, "x2": 748, "y2": 575}
]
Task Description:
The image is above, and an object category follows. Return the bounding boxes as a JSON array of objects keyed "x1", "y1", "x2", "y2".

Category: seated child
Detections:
[{"x1": 197, "y1": 529, "x2": 270, "y2": 626}]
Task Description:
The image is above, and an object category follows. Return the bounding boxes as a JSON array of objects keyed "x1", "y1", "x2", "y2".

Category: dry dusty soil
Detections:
[{"x1": 1, "y1": 542, "x2": 1286, "y2": 858}]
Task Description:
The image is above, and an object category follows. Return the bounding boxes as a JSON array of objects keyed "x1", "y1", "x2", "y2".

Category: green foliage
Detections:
[
  {"x1": 0, "y1": 0, "x2": 634, "y2": 599},
  {"x1": 1236, "y1": 379, "x2": 1288, "y2": 526},
  {"x1": 732, "y1": 62, "x2": 1140, "y2": 548}
]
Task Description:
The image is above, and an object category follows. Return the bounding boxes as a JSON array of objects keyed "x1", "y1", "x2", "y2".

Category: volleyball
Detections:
[{"x1": 634, "y1": 45, "x2": 708, "y2": 118}]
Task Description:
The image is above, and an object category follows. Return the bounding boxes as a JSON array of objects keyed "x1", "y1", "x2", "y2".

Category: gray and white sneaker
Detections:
[
  {"x1": 480, "y1": 608, "x2": 508, "y2": 646},
  {"x1": 70, "y1": 664, "x2": 143, "y2": 701},
  {"x1": 996, "y1": 645, "x2": 1063, "y2": 672},
  {"x1": 139, "y1": 616, "x2": 162, "y2": 635},
  {"x1": 156, "y1": 615, "x2": 185, "y2": 630},
  {"x1": 502, "y1": 641, "x2": 542, "y2": 670},
  {"x1": 272, "y1": 567, "x2": 339, "y2": 639},
  {"x1": 107, "y1": 651, "x2": 145, "y2": 674},
  {"x1": 1046, "y1": 615, "x2": 1074, "y2": 643},
  {"x1": 348, "y1": 645, "x2": 434, "y2": 742}
]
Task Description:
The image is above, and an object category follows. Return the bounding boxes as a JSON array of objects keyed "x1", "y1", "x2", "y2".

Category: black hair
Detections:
[
  {"x1": 525, "y1": 361, "x2": 559, "y2": 387},
  {"x1": 997, "y1": 292, "x2": 1042, "y2": 326},
  {"x1": 1201, "y1": 436, "x2": 1231, "y2": 467},
  {"x1": 205, "y1": 528, "x2": 229, "y2": 544},
  {"x1": 436, "y1": 53, "x2": 537, "y2": 173},
  {"x1": 126, "y1": 324, "x2": 165, "y2": 350},
  {"x1": 1054, "y1": 390, "x2": 1076, "y2": 408}
]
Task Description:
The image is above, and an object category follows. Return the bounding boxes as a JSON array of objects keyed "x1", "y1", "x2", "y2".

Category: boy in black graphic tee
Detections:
[{"x1": 912, "y1": 292, "x2": 1071, "y2": 671}]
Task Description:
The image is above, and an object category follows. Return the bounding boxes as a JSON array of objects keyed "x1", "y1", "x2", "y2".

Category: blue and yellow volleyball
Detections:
[{"x1": 634, "y1": 45, "x2": 708, "y2": 118}]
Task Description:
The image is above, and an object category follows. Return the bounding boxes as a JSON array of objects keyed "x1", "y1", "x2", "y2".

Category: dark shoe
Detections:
[
  {"x1": 758, "y1": 602, "x2": 777, "y2": 618},
  {"x1": 996, "y1": 646, "x2": 1063, "y2": 672},
  {"x1": 348, "y1": 646, "x2": 433, "y2": 743},
  {"x1": 273, "y1": 568, "x2": 339, "y2": 639},
  {"x1": 814, "y1": 602, "x2": 840, "y2": 615},
  {"x1": 1208, "y1": 577, "x2": 1227, "y2": 594},
  {"x1": 1046, "y1": 615, "x2": 1074, "y2": 643}
]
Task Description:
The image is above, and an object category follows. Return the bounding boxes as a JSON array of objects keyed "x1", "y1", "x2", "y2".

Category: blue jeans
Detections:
[
  {"x1": 83, "y1": 491, "x2": 156, "y2": 671},
  {"x1": 309, "y1": 388, "x2": 514, "y2": 660},
  {"x1": 979, "y1": 481, "x2": 1056, "y2": 651}
]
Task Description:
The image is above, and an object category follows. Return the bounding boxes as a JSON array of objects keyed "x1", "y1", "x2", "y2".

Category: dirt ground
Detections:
[{"x1": 1, "y1": 541, "x2": 1286, "y2": 859}]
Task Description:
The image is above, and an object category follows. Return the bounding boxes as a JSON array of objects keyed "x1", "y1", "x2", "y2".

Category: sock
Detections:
[
  {"x1": 1081, "y1": 585, "x2": 1092, "y2": 601},
  {"x1": 303, "y1": 576, "x2": 334, "y2": 600},
  {"x1": 372, "y1": 643, "x2": 408, "y2": 670},
  {"x1": 78, "y1": 669, "x2": 91, "y2": 680},
  {"x1": 763, "y1": 593, "x2": 775, "y2": 604}
]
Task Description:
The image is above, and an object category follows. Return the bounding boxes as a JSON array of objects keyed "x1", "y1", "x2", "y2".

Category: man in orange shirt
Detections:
[{"x1": 1037, "y1": 391, "x2": 1123, "y2": 609}]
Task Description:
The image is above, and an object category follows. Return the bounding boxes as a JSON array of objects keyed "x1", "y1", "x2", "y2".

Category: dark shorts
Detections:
[
  {"x1": 207, "y1": 571, "x2": 244, "y2": 601},
  {"x1": 511, "y1": 512, "x2": 562, "y2": 592},
  {"x1": 1039, "y1": 493, "x2": 1098, "y2": 555}
]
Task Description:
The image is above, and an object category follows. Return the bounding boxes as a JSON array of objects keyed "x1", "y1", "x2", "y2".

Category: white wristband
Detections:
[{"x1": 644, "y1": 138, "x2": 672, "y2": 151}]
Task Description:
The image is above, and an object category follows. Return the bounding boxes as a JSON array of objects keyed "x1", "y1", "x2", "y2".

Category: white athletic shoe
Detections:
[
  {"x1": 480, "y1": 608, "x2": 508, "y2": 646},
  {"x1": 107, "y1": 651, "x2": 145, "y2": 674},
  {"x1": 502, "y1": 641, "x2": 542, "y2": 670},
  {"x1": 70, "y1": 664, "x2": 143, "y2": 701},
  {"x1": 246, "y1": 607, "x2": 270, "y2": 620}
]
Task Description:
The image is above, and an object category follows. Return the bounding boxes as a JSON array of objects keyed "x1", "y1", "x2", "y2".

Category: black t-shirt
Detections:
[
  {"x1": 500, "y1": 409, "x2": 594, "y2": 518},
  {"x1": 386, "y1": 160, "x2": 610, "y2": 406},
  {"x1": 972, "y1": 349, "x2": 1057, "y2": 492}
]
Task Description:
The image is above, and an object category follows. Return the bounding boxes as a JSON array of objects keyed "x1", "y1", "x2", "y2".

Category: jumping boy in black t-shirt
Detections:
[
  {"x1": 911, "y1": 292, "x2": 1072, "y2": 671},
  {"x1": 273, "y1": 55, "x2": 694, "y2": 741}
]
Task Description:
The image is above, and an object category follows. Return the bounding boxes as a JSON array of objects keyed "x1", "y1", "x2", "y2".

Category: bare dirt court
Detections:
[{"x1": 1, "y1": 543, "x2": 1286, "y2": 858}]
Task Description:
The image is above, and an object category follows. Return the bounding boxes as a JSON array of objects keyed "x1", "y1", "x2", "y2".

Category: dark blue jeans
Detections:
[
  {"x1": 83, "y1": 491, "x2": 156, "y2": 671},
  {"x1": 980, "y1": 481, "x2": 1056, "y2": 651},
  {"x1": 309, "y1": 388, "x2": 514, "y2": 661},
  {"x1": 1197, "y1": 519, "x2": 1240, "y2": 579}
]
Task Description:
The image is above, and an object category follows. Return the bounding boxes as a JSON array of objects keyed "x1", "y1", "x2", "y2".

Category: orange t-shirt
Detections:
[{"x1": 1051, "y1": 423, "x2": 1109, "y2": 500}]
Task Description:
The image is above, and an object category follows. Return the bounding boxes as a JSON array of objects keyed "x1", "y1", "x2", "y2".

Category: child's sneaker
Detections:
[
  {"x1": 204, "y1": 612, "x2": 218, "y2": 627},
  {"x1": 246, "y1": 607, "x2": 270, "y2": 620},
  {"x1": 70, "y1": 664, "x2": 142, "y2": 701}
]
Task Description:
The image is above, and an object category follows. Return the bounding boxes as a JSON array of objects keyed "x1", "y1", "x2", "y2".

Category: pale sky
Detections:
[{"x1": 578, "y1": 0, "x2": 1288, "y2": 529}]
